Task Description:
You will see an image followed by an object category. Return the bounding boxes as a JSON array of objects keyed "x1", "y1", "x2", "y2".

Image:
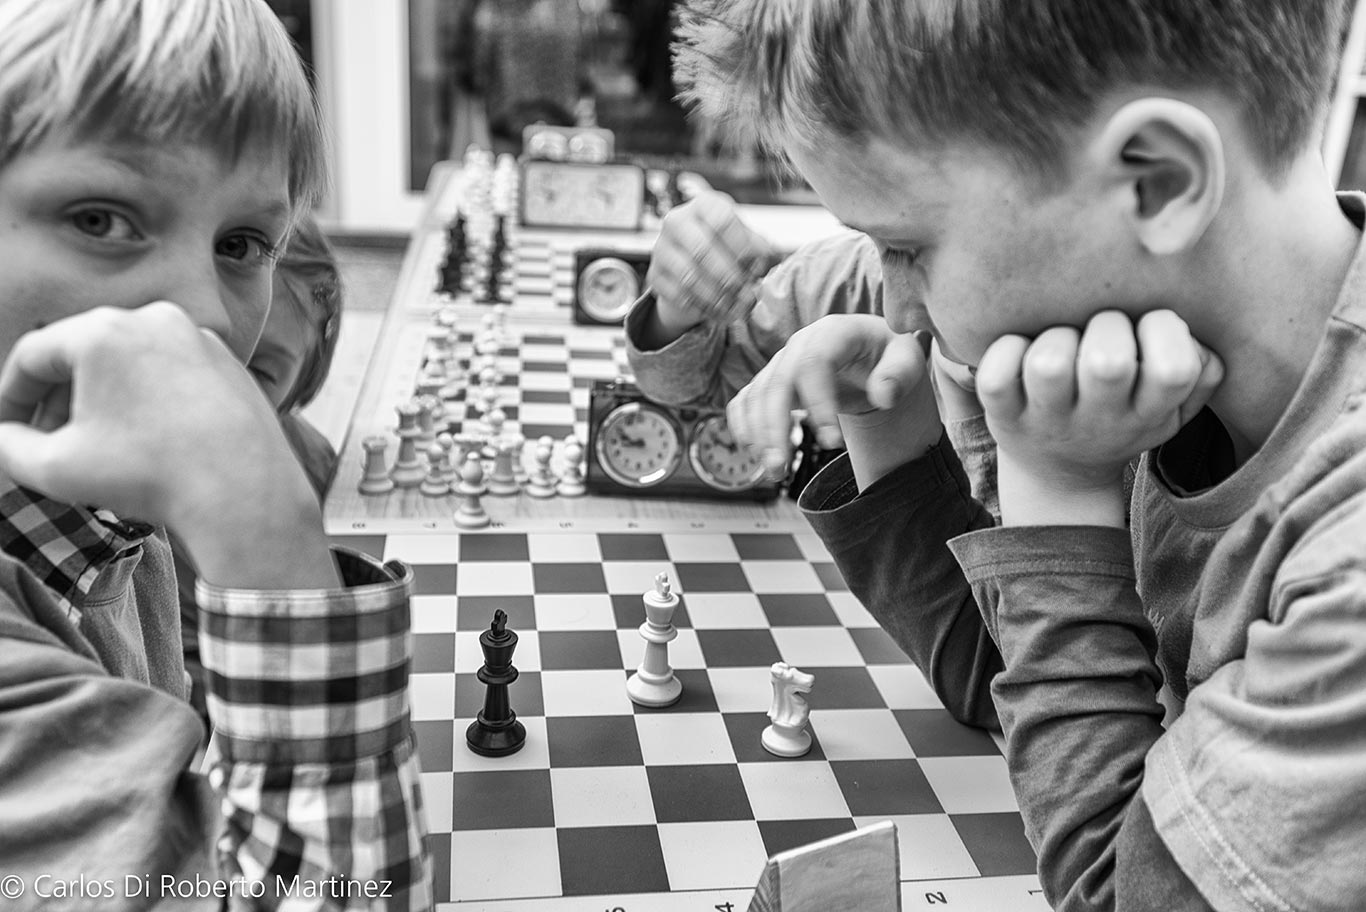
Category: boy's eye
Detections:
[
  {"x1": 218, "y1": 233, "x2": 280, "y2": 265},
  {"x1": 70, "y1": 207, "x2": 141, "y2": 241},
  {"x1": 881, "y1": 245, "x2": 921, "y2": 266}
]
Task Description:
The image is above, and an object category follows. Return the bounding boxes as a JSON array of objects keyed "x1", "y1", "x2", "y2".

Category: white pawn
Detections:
[
  {"x1": 420, "y1": 443, "x2": 451, "y2": 497},
  {"x1": 525, "y1": 435, "x2": 558, "y2": 498},
  {"x1": 487, "y1": 439, "x2": 521, "y2": 496},
  {"x1": 436, "y1": 432, "x2": 459, "y2": 484},
  {"x1": 454, "y1": 453, "x2": 491, "y2": 529},
  {"x1": 557, "y1": 435, "x2": 586, "y2": 497},
  {"x1": 626, "y1": 572, "x2": 683, "y2": 707},
  {"x1": 482, "y1": 406, "x2": 507, "y2": 458},
  {"x1": 358, "y1": 435, "x2": 395, "y2": 495},
  {"x1": 761, "y1": 663, "x2": 815, "y2": 758}
]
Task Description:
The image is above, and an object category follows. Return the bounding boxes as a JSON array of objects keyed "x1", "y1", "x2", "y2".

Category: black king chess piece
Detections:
[{"x1": 465, "y1": 609, "x2": 527, "y2": 756}]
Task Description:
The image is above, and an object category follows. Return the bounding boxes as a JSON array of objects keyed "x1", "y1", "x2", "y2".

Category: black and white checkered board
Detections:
[
  {"x1": 323, "y1": 306, "x2": 804, "y2": 532},
  {"x1": 337, "y1": 528, "x2": 1049, "y2": 911},
  {"x1": 437, "y1": 321, "x2": 630, "y2": 444},
  {"x1": 404, "y1": 211, "x2": 656, "y2": 321}
]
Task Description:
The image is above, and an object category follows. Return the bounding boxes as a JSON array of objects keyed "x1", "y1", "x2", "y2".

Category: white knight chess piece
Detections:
[{"x1": 762, "y1": 662, "x2": 815, "y2": 757}]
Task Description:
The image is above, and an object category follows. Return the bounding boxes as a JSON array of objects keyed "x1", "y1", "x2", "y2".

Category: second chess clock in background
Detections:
[
  {"x1": 573, "y1": 248, "x2": 650, "y2": 325},
  {"x1": 586, "y1": 379, "x2": 780, "y2": 500}
]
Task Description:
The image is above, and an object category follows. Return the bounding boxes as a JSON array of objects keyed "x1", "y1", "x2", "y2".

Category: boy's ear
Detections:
[{"x1": 1089, "y1": 98, "x2": 1226, "y2": 256}]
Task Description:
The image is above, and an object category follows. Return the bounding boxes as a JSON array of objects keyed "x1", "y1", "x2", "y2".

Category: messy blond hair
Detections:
[
  {"x1": 0, "y1": 0, "x2": 327, "y2": 215},
  {"x1": 675, "y1": 0, "x2": 1349, "y2": 181}
]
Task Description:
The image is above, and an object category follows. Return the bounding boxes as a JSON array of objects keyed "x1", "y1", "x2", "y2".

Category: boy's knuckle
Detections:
[
  {"x1": 1025, "y1": 351, "x2": 1070, "y2": 380},
  {"x1": 1147, "y1": 359, "x2": 1198, "y2": 389}
]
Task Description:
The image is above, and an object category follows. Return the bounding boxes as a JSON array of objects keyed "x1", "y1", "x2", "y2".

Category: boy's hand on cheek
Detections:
[
  {"x1": 0, "y1": 302, "x2": 338, "y2": 589},
  {"x1": 976, "y1": 309, "x2": 1223, "y2": 527}
]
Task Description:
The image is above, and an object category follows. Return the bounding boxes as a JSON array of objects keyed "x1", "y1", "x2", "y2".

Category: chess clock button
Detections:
[
  {"x1": 594, "y1": 401, "x2": 684, "y2": 488},
  {"x1": 577, "y1": 256, "x2": 642, "y2": 324},
  {"x1": 688, "y1": 414, "x2": 767, "y2": 492}
]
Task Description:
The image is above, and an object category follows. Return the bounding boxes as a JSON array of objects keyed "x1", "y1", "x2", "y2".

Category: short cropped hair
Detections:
[
  {"x1": 271, "y1": 214, "x2": 343, "y2": 413},
  {"x1": 0, "y1": 0, "x2": 327, "y2": 215},
  {"x1": 675, "y1": 0, "x2": 1350, "y2": 180}
]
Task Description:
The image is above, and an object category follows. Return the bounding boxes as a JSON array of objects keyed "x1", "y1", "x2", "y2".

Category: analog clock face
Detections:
[
  {"x1": 526, "y1": 130, "x2": 569, "y2": 161},
  {"x1": 577, "y1": 257, "x2": 641, "y2": 323},
  {"x1": 594, "y1": 402, "x2": 683, "y2": 488},
  {"x1": 688, "y1": 414, "x2": 766, "y2": 492}
]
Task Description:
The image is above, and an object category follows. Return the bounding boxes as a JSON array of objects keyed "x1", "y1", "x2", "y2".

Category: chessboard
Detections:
[
  {"x1": 340, "y1": 527, "x2": 1049, "y2": 911},
  {"x1": 322, "y1": 155, "x2": 804, "y2": 535}
]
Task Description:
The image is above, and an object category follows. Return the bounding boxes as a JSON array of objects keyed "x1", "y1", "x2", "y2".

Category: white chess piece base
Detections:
[
  {"x1": 626, "y1": 669, "x2": 683, "y2": 707},
  {"x1": 761, "y1": 722, "x2": 812, "y2": 757}
]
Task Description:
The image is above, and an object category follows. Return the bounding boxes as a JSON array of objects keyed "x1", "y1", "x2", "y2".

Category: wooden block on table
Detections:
[{"x1": 748, "y1": 820, "x2": 900, "y2": 912}]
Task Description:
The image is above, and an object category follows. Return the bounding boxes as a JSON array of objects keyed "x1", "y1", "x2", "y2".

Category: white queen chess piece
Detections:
[{"x1": 762, "y1": 662, "x2": 815, "y2": 757}]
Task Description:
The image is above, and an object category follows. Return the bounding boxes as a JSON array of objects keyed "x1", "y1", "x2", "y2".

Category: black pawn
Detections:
[{"x1": 465, "y1": 609, "x2": 526, "y2": 756}]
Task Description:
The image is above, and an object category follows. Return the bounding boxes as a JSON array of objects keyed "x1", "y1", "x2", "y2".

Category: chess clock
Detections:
[
  {"x1": 519, "y1": 160, "x2": 646, "y2": 231},
  {"x1": 586, "y1": 379, "x2": 780, "y2": 500},
  {"x1": 573, "y1": 248, "x2": 650, "y2": 325},
  {"x1": 688, "y1": 413, "x2": 769, "y2": 492},
  {"x1": 522, "y1": 123, "x2": 615, "y2": 163}
]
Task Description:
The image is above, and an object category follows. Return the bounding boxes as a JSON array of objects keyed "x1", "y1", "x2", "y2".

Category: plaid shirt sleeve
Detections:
[{"x1": 195, "y1": 546, "x2": 433, "y2": 911}]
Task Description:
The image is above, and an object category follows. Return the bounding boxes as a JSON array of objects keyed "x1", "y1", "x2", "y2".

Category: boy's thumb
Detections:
[
  {"x1": 0, "y1": 423, "x2": 59, "y2": 494},
  {"x1": 866, "y1": 332, "x2": 928, "y2": 410},
  {"x1": 1178, "y1": 343, "x2": 1226, "y2": 426}
]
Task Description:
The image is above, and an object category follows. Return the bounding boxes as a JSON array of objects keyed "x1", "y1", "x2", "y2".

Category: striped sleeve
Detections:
[{"x1": 196, "y1": 547, "x2": 433, "y2": 910}]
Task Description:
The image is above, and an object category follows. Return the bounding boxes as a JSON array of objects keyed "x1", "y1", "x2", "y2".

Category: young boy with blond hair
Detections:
[
  {"x1": 0, "y1": 1, "x2": 430, "y2": 906},
  {"x1": 677, "y1": 1, "x2": 1366, "y2": 909}
]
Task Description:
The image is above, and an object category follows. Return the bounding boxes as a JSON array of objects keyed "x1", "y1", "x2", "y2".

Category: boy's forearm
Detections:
[
  {"x1": 800, "y1": 433, "x2": 1002, "y2": 729},
  {"x1": 950, "y1": 526, "x2": 1169, "y2": 910},
  {"x1": 838, "y1": 377, "x2": 943, "y2": 490},
  {"x1": 633, "y1": 294, "x2": 703, "y2": 351},
  {"x1": 173, "y1": 474, "x2": 340, "y2": 590}
]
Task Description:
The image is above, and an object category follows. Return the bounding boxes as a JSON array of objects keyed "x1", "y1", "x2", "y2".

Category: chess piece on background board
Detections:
[
  {"x1": 482, "y1": 407, "x2": 507, "y2": 458},
  {"x1": 626, "y1": 571, "x2": 683, "y2": 708},
  {"x1": 420, "y1": 443, "x2": 451, "y2": 497},
  {"x1": 436, "y1": 432, "x2": 459, "y2": 483},
  {"x1": 414, "y1": 394, "x2": 439, "y2": 445},
  {"x1": 526, "y1": 435, "x2": 558, "y2": 498},
  {"x1": 557, "y1": 435, "x2": 586, "y2": 497},
  {"x1": 487, "y1": 439, "x2": 521, "y2": 495},
  {"x1": 389, "y1": 402, "x2": 426, "y2": 488},
  {"x1": 358, "y1": 435, "x2": 395, "y2": 495},
  {"x1": 762, "y1": 662, "x2": 815, "y2": 757},
  {"x1": 465, "y1": 609, "x2": 527, "y2": 757},
  {"x1": 747, "y1": 821, "x2": 900, "y2": 912},
  {"x1": 454, "y1": 452, "x2": 491, "y2": 529}
]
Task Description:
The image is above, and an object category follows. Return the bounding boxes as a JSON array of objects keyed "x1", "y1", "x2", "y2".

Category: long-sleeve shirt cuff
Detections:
[
  {"x1": 195, "y1": 547, "x2": 416, "y2": 765},
  {"x1": 623, "y1": 296, "x2": 726, "y2": 405},
  {"x1": 949, "y1": 524, "x2": 1140, "y2": 638},
  {"x1": 799, "y1": 430, "x2": 967, "y2": 521}
]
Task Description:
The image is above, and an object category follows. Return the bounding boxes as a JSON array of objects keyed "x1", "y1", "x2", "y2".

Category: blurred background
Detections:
[{"x1": 266, "y1": 0, "x2": 823, "y2": 239}]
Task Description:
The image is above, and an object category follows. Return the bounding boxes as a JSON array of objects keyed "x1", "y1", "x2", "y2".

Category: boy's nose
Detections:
[
  {"x1": 886, "y1": 296, "x2": 932, "y2": 335},
  {"x1": 159, "y1": 266, "x2": 242, "y2": 356}
]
